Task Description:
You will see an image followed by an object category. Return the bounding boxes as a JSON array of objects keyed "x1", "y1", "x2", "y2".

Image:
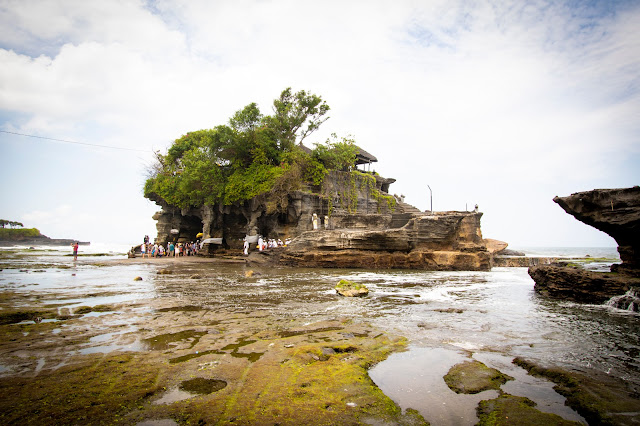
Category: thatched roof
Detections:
[{"x1": 355, "y1": 147, "x2": 377, "y2": 165}]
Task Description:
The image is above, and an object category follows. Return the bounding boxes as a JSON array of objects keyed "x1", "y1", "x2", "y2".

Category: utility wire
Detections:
[{"x1": 0, "y1": 129, "x2": 151, "y2": 153}]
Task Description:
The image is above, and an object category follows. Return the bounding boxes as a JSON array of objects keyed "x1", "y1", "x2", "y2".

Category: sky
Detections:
[{"x1": 1, "y1": 0, "x2": 638, "y2": 247}]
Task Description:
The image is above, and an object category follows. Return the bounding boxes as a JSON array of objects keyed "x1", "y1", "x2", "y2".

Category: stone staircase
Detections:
[{"x1": 390, "y1": 201, "x2": 424, "y2": 228}]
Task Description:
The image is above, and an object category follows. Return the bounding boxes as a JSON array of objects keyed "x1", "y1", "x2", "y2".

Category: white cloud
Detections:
[{"x1": 1, "y1": 0, "x2": 638, "y2": 246}]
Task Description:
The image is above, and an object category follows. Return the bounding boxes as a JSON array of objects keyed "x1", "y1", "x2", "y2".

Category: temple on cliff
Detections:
[{"x1": 148, "y1": 148, "x2": 490, "y2": 270}]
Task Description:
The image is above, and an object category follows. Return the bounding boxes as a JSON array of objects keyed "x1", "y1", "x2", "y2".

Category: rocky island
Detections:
[
  {"x1": 529, "y1": 187, "x2": 640, "y2": 310},
  {"x1": 145, "y1": 88, "x2": 490, "y2": 271},
  {"x1": 0, "y1": 225, "x2": 88, "y2": 246}
]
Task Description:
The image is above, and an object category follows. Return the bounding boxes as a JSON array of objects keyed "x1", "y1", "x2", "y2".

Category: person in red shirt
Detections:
[{"x1": 72, "y1": 242, "x2": 79, "y2": 260}]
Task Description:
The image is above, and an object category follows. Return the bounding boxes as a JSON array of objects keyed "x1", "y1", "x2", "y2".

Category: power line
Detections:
[{"x1": 0, "y1": 129, "x2": 151, "y2": 153}]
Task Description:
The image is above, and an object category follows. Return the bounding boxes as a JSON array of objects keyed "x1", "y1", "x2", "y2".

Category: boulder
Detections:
[{"x1": 335, "y1": 279, "x2": 369, "y2": 297}]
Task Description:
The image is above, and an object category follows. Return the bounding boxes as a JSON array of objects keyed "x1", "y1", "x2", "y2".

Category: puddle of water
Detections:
[
  {"x1": 179, "y1": 377, "x2": 227, "y2": 394},
  {"x1": 371, "y1": 347, "x2": 588, "y2": 425},
  {"x1": 34, "y1": 357, "x2": 45, "y2": 374},
  {"x1": 77, "y1": 340, "x2": 146, "y2": 355},
  {"x1": 142, "y1": 330, "x2": 207, "y2": 351},
  {"x1": 153, "y1": 387, "x2": 195, "y2": 405},
  {"x1": 369, "y1": 347, "x2": 499, "y2": 426}
]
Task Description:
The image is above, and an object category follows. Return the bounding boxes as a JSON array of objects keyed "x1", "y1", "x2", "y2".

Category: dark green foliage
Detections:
[
  {"x1": 0, "y1": 228, "x2": 41, "y2": 240},
  {"x1": 145, "y1": 88, "x2": 357, "y2": 210},
  {"x1": 0, "y1": 220, "x2": 24, "y2": 229}
]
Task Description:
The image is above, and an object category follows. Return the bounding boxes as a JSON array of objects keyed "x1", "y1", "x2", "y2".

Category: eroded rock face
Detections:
[
  {"x1": 554, "y1": 187, "x2": 640, "y2": 274},
  {"x1": 529, "y1": 187, "x2": 640, "y2": 304},
  {"x1": 149, "y1": 171, "x2": 490, "y2": 270},
  {"x1": 280, "y1": 213, "x2": 490, "y2": 270}
]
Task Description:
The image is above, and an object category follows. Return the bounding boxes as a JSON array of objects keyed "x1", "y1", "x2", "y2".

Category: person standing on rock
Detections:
[
  {"x1": 243, "y1": 239, "x2": 249, "y2": 256},
  {"x1": 312, "y1": 213, "x2": 319, "y2": 230},
  {"x1": 257, "y1": 236, "x2": 264, "y2": 252},
  {"x1": 140, "y1": 243, "x2": 146, "y2": 258},
  {"x1": 169, "y1": 242, "x2": 175, "y2": 257},
  {"x1": 71, "y1": 242, "x2": 79, "y2": 260}
]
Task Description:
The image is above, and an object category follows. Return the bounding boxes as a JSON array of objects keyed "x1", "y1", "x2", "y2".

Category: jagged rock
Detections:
[
  {"x1": 606, "y1": 288, "x2": 640, "y2": 312},
  {"x1": 554, "y1": 186, "x2": 640, "y2": 275},
  {"x1": 529, "y1": 264, "x2": 640, "y2": 304},
  {"x1": 484, "y1": 239, "x2": 508, "y2": 254},
  {"x1": 530, "y1": 187, "x2": 640, "y2": 305}
]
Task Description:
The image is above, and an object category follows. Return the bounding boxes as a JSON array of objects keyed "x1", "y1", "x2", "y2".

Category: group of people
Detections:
[
  {"x1": 244, "y1": 236, "x2": 291, "y2": 255},
  {"x1": 140, "y1": 235, "x2": 200, "y2": 258}
]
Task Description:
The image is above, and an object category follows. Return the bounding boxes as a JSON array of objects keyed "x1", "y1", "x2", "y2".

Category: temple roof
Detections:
[{"x1": 355, "y1": 146, "x2": 377, "y2": 165}]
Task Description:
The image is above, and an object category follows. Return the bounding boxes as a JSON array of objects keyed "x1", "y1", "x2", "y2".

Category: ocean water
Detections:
[{"x1": 0, "y1": 244, "x2": 636, "y2": 425}]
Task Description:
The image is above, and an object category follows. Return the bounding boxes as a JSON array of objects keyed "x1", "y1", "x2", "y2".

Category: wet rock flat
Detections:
[{"x1": 0, "y1": 290, "x2": 423, "y2": 425}]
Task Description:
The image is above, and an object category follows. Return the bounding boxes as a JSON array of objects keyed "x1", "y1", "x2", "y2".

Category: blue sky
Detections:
[{"x1": 1, "y1": 0, "x2": 638, "y2": 247}]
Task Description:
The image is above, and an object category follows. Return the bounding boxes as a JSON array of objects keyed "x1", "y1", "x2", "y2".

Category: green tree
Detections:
[
  {"x1": 145, "y1": 88, "x2": 339, "y2": 209},
  {"x1": 265, "y1": 88, "x2": 330, "y2": 151}
]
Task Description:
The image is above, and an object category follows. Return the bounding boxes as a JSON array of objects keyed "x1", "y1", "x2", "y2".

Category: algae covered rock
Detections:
[
  {"x1": 335, "y1": 279, "x2": 369, "y2": 297},
  {"x1": 477, "y1": 394, "x2": 581, "y2": 425},
  {"x1": 444, "y1": 360, "x2": 513, "y2": 394}
]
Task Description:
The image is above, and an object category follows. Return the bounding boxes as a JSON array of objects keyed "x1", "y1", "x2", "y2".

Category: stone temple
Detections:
[{"x1": 148, "y1": 147, "x2": 491, "y2": 270}]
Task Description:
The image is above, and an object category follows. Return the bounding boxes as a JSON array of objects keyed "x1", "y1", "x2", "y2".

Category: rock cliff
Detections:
[
  {"x1": 280, "y1": 212, "x2": 490, "y2": 270},
  {"x1": 530, "y1": 187, "x2": 640, "y2": 308},
  {"x1": 149, "y1": 170, "x2": 490, "y2": 270},
  {"x1": 553, "y1": 186, "x2": 640, "y2": 275}
]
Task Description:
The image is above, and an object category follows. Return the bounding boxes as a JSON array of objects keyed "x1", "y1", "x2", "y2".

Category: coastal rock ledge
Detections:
[
  {"x1": 279, "y1": 212, "x2": 490, "y2": 270},
  {"x1": 530, "y1": 187, "x2": 640, "y2": 307}
]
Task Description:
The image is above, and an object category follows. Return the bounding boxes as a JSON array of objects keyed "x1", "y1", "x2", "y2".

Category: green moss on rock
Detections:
[
  {"x1": 477, "y1": 394, "x2": 581, "y2": 425},
  {"x1": 335, "y1": 279, "x2": 369, "y2": 297}
]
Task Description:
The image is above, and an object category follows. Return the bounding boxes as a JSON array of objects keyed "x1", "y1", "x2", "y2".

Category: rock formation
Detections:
[
  {"x1": 553, "y1": 186, "x2": 640, "y2": 275},
  {"x1": 149, "y1": 169, "x2": 491, "y2": 271},
  {"x1": 529, "y1": 264, "x2": 640, "y2": 304},
  {"x1": 530, "y1": 187, "x2": 640, "y2": 309},
  {"x1": 280, "y1": 211, "x2": 489, "y2": 270}
]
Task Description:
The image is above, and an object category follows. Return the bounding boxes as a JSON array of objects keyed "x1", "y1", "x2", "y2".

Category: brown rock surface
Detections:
[
  {"x1": 529, "y1": 264, "x2": 640, "y2": 304},
  {"x1": 554, "y1": 186, "x2": 640, "y2": 274},
  {"x1": 279, "y1": 212, "x2": 490, "y2": 270}
]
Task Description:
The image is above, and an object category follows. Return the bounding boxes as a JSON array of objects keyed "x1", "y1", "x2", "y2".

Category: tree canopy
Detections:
[
  {"x1": 0, "y1": 220, "x2": 24, "y2": 228},
  {"x1": 144, "y1": 88, "x2": 358, "y2": 209}
]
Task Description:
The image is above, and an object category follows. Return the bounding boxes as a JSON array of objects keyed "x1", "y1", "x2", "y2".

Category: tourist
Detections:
[
  {"x1": 169, "y1": 242, "x2": 175, "y2": 257},
  {"x1": 312, "y1": 212, "x2": 319, "y2": 230},
  {"x1": 158, "y1": 244, "x2": 165, "y2": 257},
  {"x1": 257, "y1": 236, "x2": 263, "y2": 252},
  {"x1": 71, "y1": 242, "x2": 79, "y2": 260},
  {"x1": 140, "y1": 242, "x2": 146, "y2": 258},
  {"x1": 243, "y1": 239, "x2": 249, "y2": 256}
]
